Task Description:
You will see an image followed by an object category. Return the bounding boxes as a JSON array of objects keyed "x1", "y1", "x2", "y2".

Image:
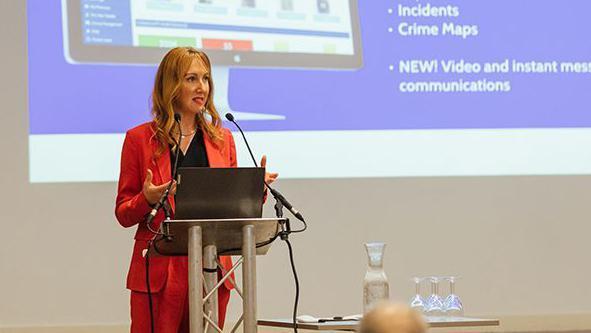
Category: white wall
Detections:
[{"x1": 2, "y1": 0, "x2": 591, "y2": 329}]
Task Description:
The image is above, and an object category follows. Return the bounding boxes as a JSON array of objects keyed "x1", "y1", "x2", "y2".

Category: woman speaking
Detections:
[{"x1": 115, "y1": 47, "x2": 277, "y2": 333}]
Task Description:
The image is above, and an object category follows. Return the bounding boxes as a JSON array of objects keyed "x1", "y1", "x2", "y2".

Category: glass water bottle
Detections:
[{"x1": 363, "y1": 242, "x2": 390, "y2": 313}]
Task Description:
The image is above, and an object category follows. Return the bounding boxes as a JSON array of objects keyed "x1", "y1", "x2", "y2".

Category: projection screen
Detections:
[{"x1": 28, "y1": 0, "x2": 591, "y2": 182}]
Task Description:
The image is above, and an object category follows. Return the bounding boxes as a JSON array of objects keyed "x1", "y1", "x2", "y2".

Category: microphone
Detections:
[
  {"x1": 171, "y1": 113, "x2": 183, "y2": 180},
  {"x1": 146, "y1": 113, "x2": 183, "y2": 226},
  {"x1": 225, "y1": 112, "x2": 258, "y2": 166},
  {"x1": 268, "y1": 187, "x2": 304, "y2": 222},
  {"x1": 225, "y1": 112, "x2": 305, "y2": 222}
]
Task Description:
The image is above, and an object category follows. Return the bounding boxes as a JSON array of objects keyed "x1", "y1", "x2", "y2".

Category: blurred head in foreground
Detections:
[{"x1": 360, "y1": 303, "x2": 427, "y2": 333}]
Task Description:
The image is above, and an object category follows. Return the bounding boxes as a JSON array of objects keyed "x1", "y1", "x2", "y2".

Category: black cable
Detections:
[
  {"x1": 284, "y1": 238, "x2": 300, "y2": 333},
  {"x1": 288, "y1": 218, "x2": 307, "y2": 234},
  {"x1": 146, "y1": 215, "x2": 166, "y2": 236},
  {"x1": 272, "y1": 190, "x2": 302, "y2": 333},
  {"x1": 145, "y1": 169, "x2": 177, "y2": 236},
  {"x1": 216, "y1": 225, "x2": 281, "y2": 256},
  {"x1": 145, "y1": 241, "x2": 155, "y2": 333},
  {"x1": 151, "y1": 221, "x2": 282, "y2": 257}
]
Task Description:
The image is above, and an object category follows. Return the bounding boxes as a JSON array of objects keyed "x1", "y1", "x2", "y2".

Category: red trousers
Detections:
[{"x1": 130, "y1": 257, "x2": 231, "y2": 333}]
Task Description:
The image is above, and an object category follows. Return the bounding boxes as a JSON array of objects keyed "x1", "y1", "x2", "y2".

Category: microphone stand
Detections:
[
  {"x1": 145, "y1": 114, "x2": 183, "y2": 333},
  {"x1": 224, "y1": 113, "x2": 306, "y2": 228},
  {"x1": 146, "y1": 114, "x2": 183, "y2": 234},
  {"x1": 225, "y1": 112, "x2": 302, "y2": 333}
]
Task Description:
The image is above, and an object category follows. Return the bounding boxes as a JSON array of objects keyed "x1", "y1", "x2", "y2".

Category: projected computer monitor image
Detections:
[{"x1": 62, "y1": 0, "x2": 362, "y2": 120}]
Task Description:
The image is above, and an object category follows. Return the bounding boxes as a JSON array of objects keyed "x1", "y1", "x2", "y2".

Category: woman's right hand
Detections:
[{"x1": 142, "y1": 169, "x2": 176, "y2": 205}]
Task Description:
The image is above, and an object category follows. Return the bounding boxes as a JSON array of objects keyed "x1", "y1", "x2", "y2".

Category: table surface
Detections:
[{"x1": 258, "y1": 317, "x2": 500, "y2": 330}]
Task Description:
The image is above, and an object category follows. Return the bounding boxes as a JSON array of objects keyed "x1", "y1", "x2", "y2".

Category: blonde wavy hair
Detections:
[{"x1": 151, "y1": 47, "x2": 223, "y2": 155}]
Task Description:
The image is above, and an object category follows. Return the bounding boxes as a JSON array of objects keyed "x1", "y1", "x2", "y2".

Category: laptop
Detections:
[{"x1": 174, "y1": 167, "x2": 265, "y2": 220}]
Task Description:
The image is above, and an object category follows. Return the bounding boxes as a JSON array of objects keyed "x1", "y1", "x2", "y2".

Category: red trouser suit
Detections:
[{"x1": 116, "y1": 122, "x2": 236, "y2": 333}]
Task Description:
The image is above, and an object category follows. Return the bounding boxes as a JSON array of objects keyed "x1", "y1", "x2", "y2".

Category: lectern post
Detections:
[
  {"x1": 188, "y1": 226, "x2": 204, "y2": 333},
  {"x1": 242, "y1": 225, "x2": 257, "y2": 333},
  {"x1": 204, "y1": 244, "x2": 219, "y2": 332}
]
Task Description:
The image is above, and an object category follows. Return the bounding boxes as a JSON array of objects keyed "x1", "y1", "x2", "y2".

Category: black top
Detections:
[{"x1": 170, "y1": 129, "x2": 209, "y2": 177}]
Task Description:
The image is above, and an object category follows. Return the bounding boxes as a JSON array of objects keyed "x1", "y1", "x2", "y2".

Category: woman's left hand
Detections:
[{"x1": 260, "y1": 155, "x2": 278, "y2": 185}]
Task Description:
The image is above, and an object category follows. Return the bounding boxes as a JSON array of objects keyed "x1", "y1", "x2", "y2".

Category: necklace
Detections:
[{"x1": 180, "y1": 128, "x2": 197, "y2": 138}]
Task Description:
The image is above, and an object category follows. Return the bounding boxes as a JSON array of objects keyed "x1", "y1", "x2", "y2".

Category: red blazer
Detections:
[{"x1": 115, "y1": 122, "x2": 236, "y2": 292}]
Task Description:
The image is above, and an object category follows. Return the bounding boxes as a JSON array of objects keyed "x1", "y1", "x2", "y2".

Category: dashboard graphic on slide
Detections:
[
  {"x1": 60, "y1": 0, "x2": 362, "y2": 121},
  {"x1": 63, "y1": 0, "x2": 362, "y2": 67}
]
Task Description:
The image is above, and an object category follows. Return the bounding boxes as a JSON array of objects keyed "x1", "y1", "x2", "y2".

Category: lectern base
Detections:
[{"x1": 155, "y1": 218, "x2": 287, "y2": 333}]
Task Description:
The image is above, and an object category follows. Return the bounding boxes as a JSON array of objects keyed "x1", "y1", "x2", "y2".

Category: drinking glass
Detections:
[
  {"x1": 409, "y1": 277, "x2": 426, "y2": 312},
  {"x1": 424, "y1": 276, "x2": 444, "y2": 317},
  {"x1": 443, "y1": 276, "x2": 464, "y2": 317}
]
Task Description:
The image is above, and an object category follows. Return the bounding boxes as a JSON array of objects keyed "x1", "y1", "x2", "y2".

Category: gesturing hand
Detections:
[
  {"x1": 142, "y1": 169, "x2": 176, "y2": 205},
  {"x1": 260, "y1": 155, "x2": 279, "y2": 186}
]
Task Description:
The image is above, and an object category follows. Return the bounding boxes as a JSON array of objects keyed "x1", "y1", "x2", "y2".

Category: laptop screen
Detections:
[{"x1": 174, "y1": 167, "x2": 265, "y2": 220}]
